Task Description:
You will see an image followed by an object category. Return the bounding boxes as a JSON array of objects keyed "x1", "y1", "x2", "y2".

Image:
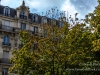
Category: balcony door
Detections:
[
  {"x1": 33, "y1": 26, "x2": 38, "y2": 34},
  {"x1": 4, "y1": 20, "x2": 10, "y2": 30},
  {"x1": 21, "y1": 23, "x2": 26, "y2": 30},
  {"x1": 2, "y1": 68, "x2": 8, "y2": 75},
  {"x1": 3, "y1": 51, "x2": 9, "y2": 59}
]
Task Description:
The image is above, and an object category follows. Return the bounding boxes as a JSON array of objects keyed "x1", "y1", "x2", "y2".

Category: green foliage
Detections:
[{"x1": 9, "y1": 1, "x2": 100, "y2": 75}]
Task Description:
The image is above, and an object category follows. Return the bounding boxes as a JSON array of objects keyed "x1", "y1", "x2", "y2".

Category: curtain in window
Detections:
[
  {"x1": 21, "y1": 23, "x2": 26, "y2": 30},
  {"x1": 4, "y1": 36, "x2": 9, "y2": 44}
]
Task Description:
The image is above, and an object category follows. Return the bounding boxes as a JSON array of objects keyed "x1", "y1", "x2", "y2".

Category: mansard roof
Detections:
[
  {"x1": 0, "y1": 4, "x2": 65, "y2": 26},
  {"x1": 0, "y1": 5, "x2": 16, "y2": 18}
]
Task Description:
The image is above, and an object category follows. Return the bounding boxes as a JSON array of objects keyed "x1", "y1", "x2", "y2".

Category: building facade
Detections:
[{"x1": 0, "y1": 1, "x2": 66, "y2": 75}]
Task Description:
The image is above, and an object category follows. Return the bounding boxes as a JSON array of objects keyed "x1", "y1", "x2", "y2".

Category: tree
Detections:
[{"x1": 9, "y1": 1, "x2": 100, "y2": 74}]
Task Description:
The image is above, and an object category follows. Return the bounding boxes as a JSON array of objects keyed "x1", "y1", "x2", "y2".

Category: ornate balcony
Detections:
[
  {"x1": 0, "y1": 58, "x2": 12, "y2": 65},
  {"x1": 0, "y1": 25, "x2": 19, "y2": 33},
  {"x1": 2, "y1": 42, "x2": 11, "y2": 47},
  {"x1": 32, "y1": 31, "x2": 38, "y2": 36}
]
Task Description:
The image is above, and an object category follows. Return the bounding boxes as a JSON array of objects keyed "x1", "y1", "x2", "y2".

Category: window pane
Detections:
[
  {"x1": 4, "y1": 20, "x2": 10, "y2": 26},
  {"x1": 20, "y1": 12, "x2": 24, "y2": 15},
  {"x1": 2, "y1": 68, "x2": 8, "y2": 75},
  {"x1": 34, "y1": 26, "x2": 38, "y2": 33},
  {"x1": 4, "y1": 36, "x2": 9, "y2": 44},
  {"x1": 21, "y1": 23, "x2": 26, "y2": 30},
  {"x1": 3, "y1": 51, "x2": 9, "y2": 58}
]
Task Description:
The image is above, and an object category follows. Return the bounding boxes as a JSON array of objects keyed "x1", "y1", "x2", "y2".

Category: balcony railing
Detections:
[
  {"x1": 0, "y1": 58, "x2": 12, "y2": 64},
  {"x1": 2, "y1": 42, "x2": 11, "y2": 46},
  {"x1": 0, "y1": 25, "x2": 16, "y2": 32},
  {"x1": 32, "y1": 31, "x2": 38, "y2": 36}
]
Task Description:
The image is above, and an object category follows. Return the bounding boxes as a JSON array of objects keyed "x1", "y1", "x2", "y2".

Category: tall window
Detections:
[
  {"x1": 35, "y1": 15, "x2": 38, "y2": 22},
  {"x1": 60, "y1": 21, "x2": 64, "y2": 28},
  {"x1": 33, "y1": 26, "x2": 38, "y2": 34},
  {"x1": 3, "y1": 51, "x2": 9, "y2": 59},
  {"x1": 44, "y1": 30, "x2": 47, "y2": 37},
  {"x1": 20, "y1": 12, "x2": 24, "y2": 19},
  {"x1": 2, "y1": 68, "x2": 8, "y2": 75},
  {"x1": 4, "y1": 7, "x2": 10, "y2": 16},
  {"x1": 32, "y1": 15, "x2": 38, "y2": 22},
  {"x1": 32, "y1": 15, "x2": 35, "y2": 22},
  {"x1": 42, "y1": 17, "x2": 47, "y2": 24},
  {"x1": 20, "y1": 23, "x2": 26, "y2": 30},
  {"x1": 4, "y1": 20, "x2": 10, "y2": 30},
  {"x1": 4, "y1": 35, "x2": 9, "y2": 45}
]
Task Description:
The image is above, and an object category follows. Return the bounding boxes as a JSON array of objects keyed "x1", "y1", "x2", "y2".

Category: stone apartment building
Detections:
[{"x1": 0, "y1": 0, "x2": 66, "y2": 75}]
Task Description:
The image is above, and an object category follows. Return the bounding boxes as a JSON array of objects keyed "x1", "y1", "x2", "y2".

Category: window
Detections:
[
  {"x1": 4, "y1": 35, "x2": 9, "y2": 45},
  {"x1": 60, "y1": 21, "x2": 64, "y2": 28},
  {"x1": 33, "y1": 26, "x2": 38, "y2": 34},
  {"x1": 4, "y1": 7, "x2": 10, "y2": 16},
  {"x1": 2, "y1": 68, "x2": 8, "y2": 75},
  {"x1": 4, "y1": 20, "x2": 10, "y2": 30},
  {"x1": 32, "y1": 15, "x2": 35, "y2": 22},
  {"x1": 20, "y1": 12, "x2": 24, "y2": 19},
  {"x1": 35, "y1": 15, "x2": 38, "y2": 22},
  {"x1": 20, "y1": 23, "x2": 26, "y2": 30},
  {"x1": 44, "y1": 30, "x2": 47, "y2": 37},
  {"x1": 32, "y1": 15, "x2": 38, "y2": 22},
  {"x1": 3, "y1": 51, "x2": 9, "y2": 59},
  {"x1": 42, "y1": 17, "x2": 47, "y2": 24}
]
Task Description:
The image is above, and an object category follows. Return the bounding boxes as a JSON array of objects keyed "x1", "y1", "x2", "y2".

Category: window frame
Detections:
[
  {"x1": 33, "y1": 26, "x2": 38, "y2": 34},
  {"x1": 4, "y1": 6, "x2": 10, "y2": 16},
  {"x1": 4, "y1": 35, "x2": 9, "y2": 45},
  {"x1": 20, "y1": 23, "x2": 26, "y2": 30},
  {"x1": 20, "y1": 11, "x2": 24, "y2": 19},
  {"x1": 2, "y1": 68, "x2": 8, "y2": 75}
]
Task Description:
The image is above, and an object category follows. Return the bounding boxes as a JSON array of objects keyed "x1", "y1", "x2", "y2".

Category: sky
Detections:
[{"x1": 1, "y1": 0, "x2": 98, "y2": 19}]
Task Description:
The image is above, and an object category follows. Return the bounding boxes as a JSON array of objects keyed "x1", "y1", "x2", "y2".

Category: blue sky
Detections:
[{"x1": 1, "y1": 0, "x2": 98, "y2": 19}]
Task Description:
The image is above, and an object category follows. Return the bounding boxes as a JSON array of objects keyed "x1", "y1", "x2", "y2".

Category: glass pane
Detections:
[
  {"x1": 3, "y1": 51, "x2": 9, "y2": 58},
  {"x1": 4, "y1": 36, "x2": 9, "y2": 44},
  {"x1": 21, "y1": 23, "x2": 26, "y2": 30},
  {"x1": 20, "y1": 12, "x2": 24, "y2": 15}
]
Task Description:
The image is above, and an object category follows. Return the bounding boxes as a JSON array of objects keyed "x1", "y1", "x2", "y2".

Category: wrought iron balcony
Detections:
[
  {"x1": 2, "y1": 42, "x2": 11, "y2": 46},
  {"x1": 32, "y1": 31, "x2": 38, "y2": 36},
  {"x1": 0, "y1": 58, "x2": 12, "y2": 64},
  {"x1": 0, "y1": 25, "x2": 16, "y2": 32}
]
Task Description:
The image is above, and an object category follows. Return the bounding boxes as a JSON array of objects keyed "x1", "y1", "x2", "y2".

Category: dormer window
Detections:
[
  {"x1": 32, "y1": 15, "x2": 35, "y2": 22},
  {"x1": 4, "y1": 7, "x2": 10, "y2": 16},
  {"x1": 32, "y1": 15, "x2": 38, "y2": 22},
  {"x1": 20, "y1": 12, "x2": 24, "y2": 19},
  {"x1": 35, "y1": 15, "x2": 38, "y2": 22},
  {"x1": 42, "y1": 17, "x2": 47, "y2": 24}
]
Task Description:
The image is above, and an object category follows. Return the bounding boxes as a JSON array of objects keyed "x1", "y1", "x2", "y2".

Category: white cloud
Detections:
[{"x1": 61, "y1": 0, "x2": 78, "y2": 18}]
